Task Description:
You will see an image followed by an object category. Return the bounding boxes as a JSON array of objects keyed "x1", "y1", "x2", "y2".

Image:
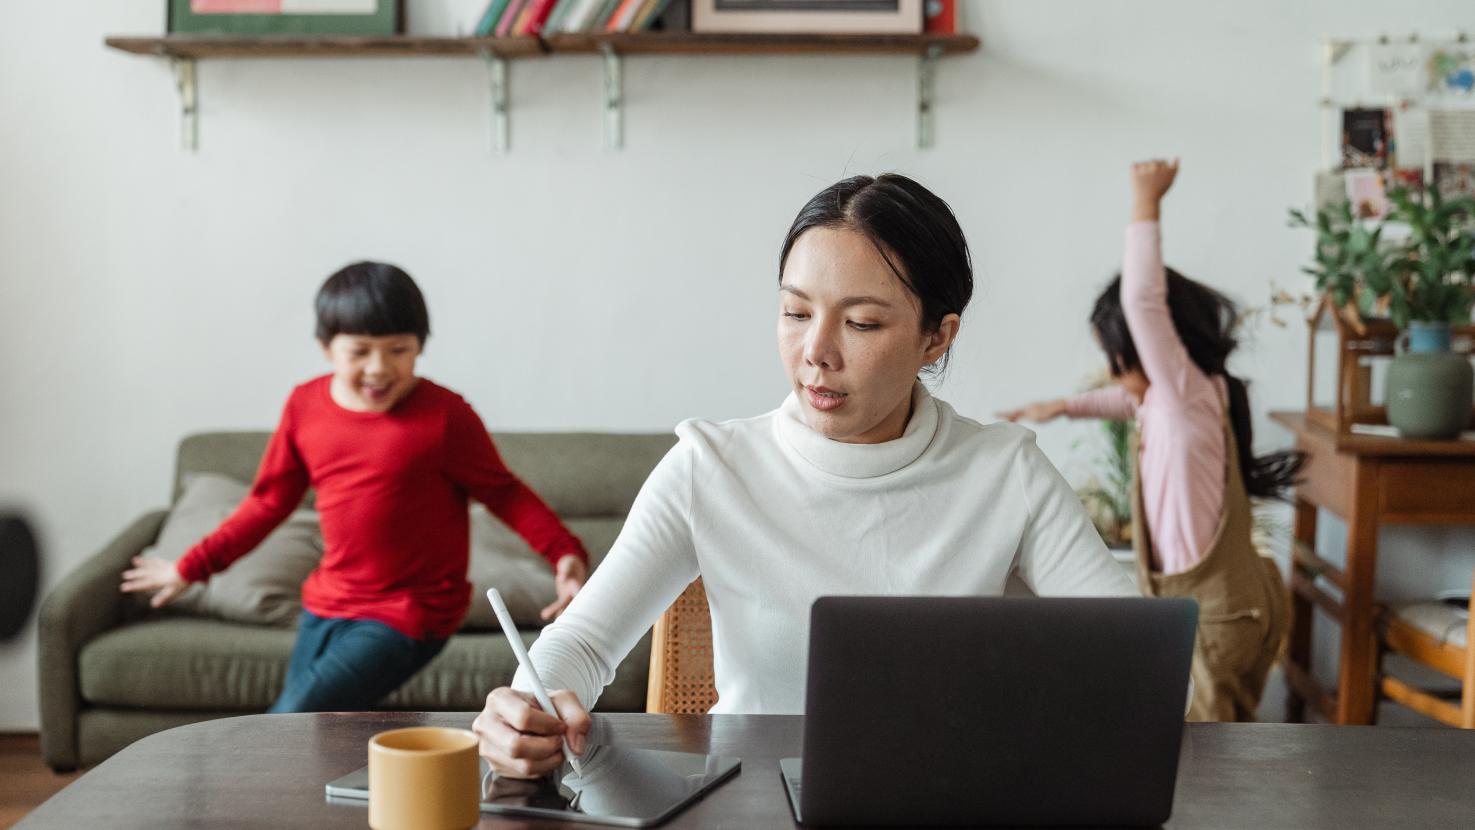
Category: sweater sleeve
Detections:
[
  {"x1": 1010, "y1": 429, "x2": 1136, "y2": 598},
  {"x1": 444, "y1": 398, "x2": 587, "y2": 568},
  {"x1": 1063, "y1": 386, "x2": 1138, "y2": 421},
  {"x1": 175, "y1": 398, "x2": 310, "y2": 583},
  {"x1": 1121, "y1": 221, "x2": 1208, "y2": 405},
  {"x1": 514, "y1": 441, "x2": 699, "y2": 710}
]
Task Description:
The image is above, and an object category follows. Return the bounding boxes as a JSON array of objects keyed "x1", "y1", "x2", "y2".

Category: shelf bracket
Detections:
[
  {"x1": 917, "y1": 45, "x2": 942, "y2": 149},
  {"x1": 602, "y1": 44, "x2": 623, "y2": 150},
  {"x1": 480, "y1": 49, "x2": 510, "y2": 154},
  {"x1": 170, "y1": 57, "x2": 199, "y2": 152}
]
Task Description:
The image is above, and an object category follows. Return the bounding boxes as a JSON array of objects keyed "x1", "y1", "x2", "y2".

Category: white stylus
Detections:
[{"x1": 486, "y1": 588, "x2": 585, "y2": 777}]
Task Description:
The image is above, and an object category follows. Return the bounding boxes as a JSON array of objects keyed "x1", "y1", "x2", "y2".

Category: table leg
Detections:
[
  {"x1": 1286, "y1": 498, "x2": 1317, "y2": 723},
  {"x1": 1335, "y1": 463, "x2": 1381, "y2": 725}
]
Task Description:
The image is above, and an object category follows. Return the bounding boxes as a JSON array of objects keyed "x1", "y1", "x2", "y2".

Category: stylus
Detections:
[{"x1": 486, "y1": 588, "x2": 586, "y2": 777}]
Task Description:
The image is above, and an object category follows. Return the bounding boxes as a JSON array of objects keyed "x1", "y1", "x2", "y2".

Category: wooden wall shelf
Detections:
[
  {"x1": 104, "y1": 35, "x2": 544, "y2": 60},
  {"x1": 103, "y1": 32, "x2": 980, "y2": 153}
]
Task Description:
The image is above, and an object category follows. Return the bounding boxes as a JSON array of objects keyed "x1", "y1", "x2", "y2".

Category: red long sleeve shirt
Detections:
[{"x1": 175, "y1": 375, "x2": 587, "y2": 639}]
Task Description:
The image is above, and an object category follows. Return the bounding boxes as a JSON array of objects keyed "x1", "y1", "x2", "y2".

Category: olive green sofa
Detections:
[{"x1": 37, "y1": 430, "x2": 676, "y2": 771}]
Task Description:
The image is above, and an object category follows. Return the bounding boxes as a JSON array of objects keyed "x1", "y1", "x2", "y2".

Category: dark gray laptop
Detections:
[{"x1": 781, "y1": 596, "x2": 1198, "y2": 827}]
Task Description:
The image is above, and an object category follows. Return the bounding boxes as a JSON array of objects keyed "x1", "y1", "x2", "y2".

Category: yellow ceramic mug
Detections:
[{"x1": 368, "y1": 726, "x2": 481, "y2": 830}]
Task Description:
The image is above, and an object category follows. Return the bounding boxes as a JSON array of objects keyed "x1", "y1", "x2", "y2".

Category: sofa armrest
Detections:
[{"x1": 37, "y1": 510, "x2": 167, "y2": 771}]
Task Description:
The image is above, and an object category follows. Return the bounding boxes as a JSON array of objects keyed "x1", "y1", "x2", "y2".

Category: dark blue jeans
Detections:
[{"x1": 267, "y1": 611, "x2": 448, "y2": 714}]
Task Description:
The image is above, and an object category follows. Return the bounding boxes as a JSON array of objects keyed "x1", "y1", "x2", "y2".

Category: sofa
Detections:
[{"x1": 38, "y1": 430, "x2": 677, "y2": 771}]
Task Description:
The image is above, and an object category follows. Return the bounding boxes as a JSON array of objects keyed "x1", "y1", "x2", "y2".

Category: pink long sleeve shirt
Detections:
[{"x1": 1065, "y1": 222, "x2": 1228, "y2": 575}]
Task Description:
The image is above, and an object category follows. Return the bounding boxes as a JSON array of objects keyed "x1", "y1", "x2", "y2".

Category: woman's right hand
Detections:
[
  {"x1": 996, "y1": 399, "x2": 1068, "y2": 424},
  {"x1": 473, "y1": 687, "x2": 591, "y2": 779}
]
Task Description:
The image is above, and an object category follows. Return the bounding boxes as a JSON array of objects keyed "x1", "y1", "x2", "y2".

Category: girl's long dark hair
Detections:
[{"x1": 1090, "y1": 267, "x2": 1306, "y2": 501}]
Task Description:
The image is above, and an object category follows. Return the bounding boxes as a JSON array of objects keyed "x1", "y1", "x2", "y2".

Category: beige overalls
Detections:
[{"x1": 1132, "y1": 422, "x2": 1289, "y2": 722}]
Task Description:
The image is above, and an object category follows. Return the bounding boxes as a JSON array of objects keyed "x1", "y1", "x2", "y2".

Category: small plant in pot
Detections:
[
  {"x1": 1290, "y1": 189, "x2": 1475, "y2": 439},
  {"x1": 1382, "y1": 187, "x2": 1475, "y2": 439}
]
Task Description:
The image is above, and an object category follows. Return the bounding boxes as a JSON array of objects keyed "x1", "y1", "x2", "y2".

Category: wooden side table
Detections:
[{"x1": 1271, "y1": 412, "x2": 1475, "y2": 725}]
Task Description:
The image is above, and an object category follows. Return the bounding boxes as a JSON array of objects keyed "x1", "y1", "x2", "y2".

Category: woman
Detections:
[{"x1": 474, "y1": 174, "x2": 1136, "y2": 777}]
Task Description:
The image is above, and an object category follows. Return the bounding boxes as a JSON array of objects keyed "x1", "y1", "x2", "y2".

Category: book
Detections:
[
  {"x1": 606, "y1": 0, "x2": 645, "y2": 32},
  {"x1": 474, "y1": 0, "x2": 513, "y2": 36},
  {"x1": 519, "y1": 0, "x2": 560, "y2": 35},
  {"x1": 495, "y1": 0, "x2": 529, "y2": 36},
  {"x1": 562, "y1": 0, "x2": 604, "y2": 32},
  {"x1": 591, "y1": 0, "x2": 624, "y2": 31},
  {"x1": 924, "y1": 0, "x2": 955, "y2": 34},
  {"x1": 542, "y1": 0, "x2": 579, "y2": 35},
  {"x1": 634, "y1": 0, "x2": 674, "y2": 31}
]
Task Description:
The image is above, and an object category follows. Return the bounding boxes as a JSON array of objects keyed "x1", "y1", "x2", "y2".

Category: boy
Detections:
[{"x1": 122, "y1": 261, "x2": 588, "y2": 713}]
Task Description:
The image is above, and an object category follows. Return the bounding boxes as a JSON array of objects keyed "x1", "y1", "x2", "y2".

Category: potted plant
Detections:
[
  {"x1": 1381, "y1": 187, "x2": 1475, "y2": 439},
  {"x1": 1289, "y1": 188, "x2": 1475, "y2": 439}
]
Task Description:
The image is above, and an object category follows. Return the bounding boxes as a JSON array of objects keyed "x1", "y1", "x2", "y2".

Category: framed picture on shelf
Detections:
[
  {"x1": 168, "y1": 0, "x2": 404, "y2": 36},
  {"x1": 692, "y1": 0, "x2": 924, "y2": 34}
]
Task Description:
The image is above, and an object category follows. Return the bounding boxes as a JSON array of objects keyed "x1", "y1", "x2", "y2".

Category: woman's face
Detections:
[{"x1": 778, "y1": 226, "x2": 959, "y2": 444}]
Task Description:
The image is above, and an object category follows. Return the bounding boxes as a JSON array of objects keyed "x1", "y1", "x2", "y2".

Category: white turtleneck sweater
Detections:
[{"x1": 515, "y1": 384, "x2": 1136, "y2": 715}]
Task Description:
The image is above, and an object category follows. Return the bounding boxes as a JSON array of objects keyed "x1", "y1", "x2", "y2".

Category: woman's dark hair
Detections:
[
  {"x1": 778, "y1": 174, "x2": 973, "y2": 374},
  {"x1": 315, "y1": 261, "x2": 430, "y2": 345},
  {"x1": 1090, "y1": 268, "x2": 1306, "y2": 500}
]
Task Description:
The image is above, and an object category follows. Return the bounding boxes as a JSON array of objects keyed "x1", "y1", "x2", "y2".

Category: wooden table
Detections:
[
  {"x1": 18, "y1": 712, "x2": 1475, "y2": 828},
  {"x1": 1271, "y1": 411, "x2": 1475, "y2": 726}
]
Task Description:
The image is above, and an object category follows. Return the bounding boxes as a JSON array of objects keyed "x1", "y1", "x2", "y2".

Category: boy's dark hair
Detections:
[
  {"x1": 314, "y1": 261, "x2": 430, "y2": 345},
  {"x1": 778, "y1": 173, "x2": 973, "y2": 375},
  {"x1": 1090, "y1": 268, "x2": 1306, "y2": 501}
]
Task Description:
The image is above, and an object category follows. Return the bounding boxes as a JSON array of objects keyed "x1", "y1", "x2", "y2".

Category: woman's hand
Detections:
[
  {"x1": 997, "y1": 399, "x2": 1068, "y2": 424},
  {"x1": 473, "y1": 687, "x2": 591, "y2": 779},
  {"x1": 1130, "y1": 158, "x2": 1179, "y2": 221},
  {"x1": 540, "y1": 555, "x2": 588, "y2": 621},
  {"x1": 120, "y1": 556, "x2": 189, "y2": 608}
]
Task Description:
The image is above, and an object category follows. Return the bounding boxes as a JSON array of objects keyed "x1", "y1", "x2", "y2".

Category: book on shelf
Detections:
[
  {"x1": 495, "y1": 0, "x2": 529, "y2": 36},
  {"x1": 517, "y1": 0, "x2": 559, "y2": 35},
  {"x1": 924, "y1": 0, "x2": 955, "y2": 34},
  {"x1": 474, "y1": 0, "x2": 513, "y2": 36},
  {"x1": 605, "y1": 0, "x2": 643, "y2": 32},
  {"x1": 592, "y1": 0, "x2": 624, "y2": 31}
]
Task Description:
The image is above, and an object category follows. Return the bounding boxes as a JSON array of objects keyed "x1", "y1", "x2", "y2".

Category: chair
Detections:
[
  {"x1": 646, "y1": 578, "x2": 719, "y2": 714},
  {"x1": 1375, "y1": 569, "x2": 1475, "y2": 727}
]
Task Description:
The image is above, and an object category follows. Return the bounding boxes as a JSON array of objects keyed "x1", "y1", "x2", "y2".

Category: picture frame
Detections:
[
  {"x1": 692, "y1": 0, "x2": 924, "y2": 35},
  {"x1": 167, "y1": 0, "x2": 405, "y2": 37}
]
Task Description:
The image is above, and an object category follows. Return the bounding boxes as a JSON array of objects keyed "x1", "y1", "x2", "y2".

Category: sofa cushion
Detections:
[
  {"x1": 79, "y1": 618, "x2": 652, "y2": 712},
  {"x1": 461, "y1": 511, "x2": 626, "y2": 630},
  {"x1": 140, "y1": 473, "x2": 322, "y2": 626}
]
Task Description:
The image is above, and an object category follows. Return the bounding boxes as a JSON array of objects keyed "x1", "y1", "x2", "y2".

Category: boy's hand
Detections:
[
  {"x1": 1130, "y1": 158, "x2": 1179, "y2": 221},
  {"x1": 997, "y1": 399, "x2": 1068, "y2": 424},
  {"x1": 540, "y1": 555, "x2": 587, "y2": 621},
  {"x1": 120, "y1": 556, "x2": 189, "y2": 608}
]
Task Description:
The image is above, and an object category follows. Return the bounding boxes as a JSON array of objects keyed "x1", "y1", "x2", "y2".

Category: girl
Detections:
[
  {"x1": 1001, "y1": 159, "x2": 1304, "y2": 721},
  {"x1": 472, "y1": 173, "x2": 1138, "y2": 777}
]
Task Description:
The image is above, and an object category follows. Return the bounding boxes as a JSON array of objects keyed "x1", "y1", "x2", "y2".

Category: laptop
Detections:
[{"x1": 780, "y1": 596, "x2": 1198, "y2": 827}]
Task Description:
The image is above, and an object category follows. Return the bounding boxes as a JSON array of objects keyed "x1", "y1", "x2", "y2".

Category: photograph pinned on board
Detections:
[
  {"x1": 1341, "y1": 108, "x2": 1392, "y2": 169},
  {"x1": 1344, "y1": 169, "x2": 1389, "y2": 219},
  {"x1": 168, "y1": 0, "x2": 404, "y2": 35},
  {"x1": 1433, "y1": 162, "x2": 1475, "y2": 200},
  {"x1": 1367, "y1": 41, "x2": 1427, "y2": 98},
  {"x1": 1428, "y1": 47, "x2": 1475, "y2": 95}
]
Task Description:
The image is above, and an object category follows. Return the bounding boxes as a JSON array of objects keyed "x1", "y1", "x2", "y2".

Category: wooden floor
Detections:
[{"x1": 0, "y1": 734, "x2": 82, "y2": 829}]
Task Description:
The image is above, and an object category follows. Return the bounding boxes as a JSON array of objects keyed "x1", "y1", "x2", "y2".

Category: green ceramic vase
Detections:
[{"x1": 1384, "y1": 322, "x2": 1474, "y2": 440}]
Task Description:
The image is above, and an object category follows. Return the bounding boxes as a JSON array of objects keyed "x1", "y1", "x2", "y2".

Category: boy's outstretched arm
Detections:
[
  {"x1": 120, "y1": 401, "x2": 310, "y2": 607},
  {"x1": 445, "y1": 399, "x2": 589, "y2": 620}
]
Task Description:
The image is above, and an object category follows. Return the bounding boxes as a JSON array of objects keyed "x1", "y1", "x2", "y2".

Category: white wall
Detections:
[{"x1": 2, "y1": 1, "x2": 1473, "y2": 730}]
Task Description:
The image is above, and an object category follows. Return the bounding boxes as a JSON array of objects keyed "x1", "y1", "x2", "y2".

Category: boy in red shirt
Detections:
[{"x1": 122, "y1": 262, "x2": 588, "y2": 712}]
